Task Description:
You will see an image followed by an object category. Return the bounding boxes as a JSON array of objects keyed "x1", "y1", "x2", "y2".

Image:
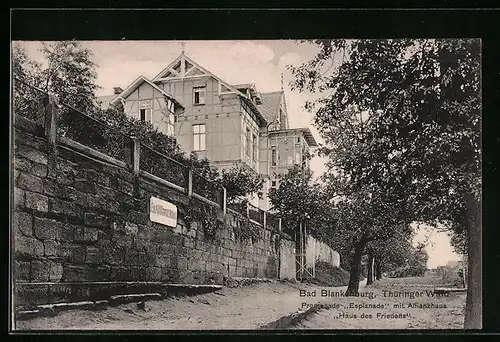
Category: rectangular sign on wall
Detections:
[{"x1": 150, "y1": 196, "x2": 177, "y2": 227}]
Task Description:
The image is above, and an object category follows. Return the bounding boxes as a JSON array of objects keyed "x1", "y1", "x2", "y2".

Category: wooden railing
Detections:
[{"x1": 13, "y1": 77, "x2": 227, "y2": 213}]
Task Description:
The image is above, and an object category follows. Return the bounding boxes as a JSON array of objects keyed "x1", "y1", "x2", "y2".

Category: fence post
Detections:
[
  {"x1": 45, "y1": 94, "x2": 59, "y2": 179},
  {"x1": 132, "y1": 138, "x2": 140, "y2": 176},
  {"x1": 44, "y1": 94, "x2": 58, "y2": 145},
  {"x1": 263, "y1": 211, "x2": 267, "y2": 229},
  {"x1": 278, "y1": 218, "x2": 282, "y2": 232},
  {"x1": 222, "y1": 187, "x2": 227, "y2": 214},
  {"x1": 246, "y1": 201, "x2": 250, "y2": 219},
  {"x1": 187, "y1": 169, "x2": 193, "y2": 197}
]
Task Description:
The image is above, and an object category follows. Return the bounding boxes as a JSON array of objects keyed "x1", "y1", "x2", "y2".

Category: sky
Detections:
[{"x1": 16, "y1": 40, "x2": 462, "y2": 268}]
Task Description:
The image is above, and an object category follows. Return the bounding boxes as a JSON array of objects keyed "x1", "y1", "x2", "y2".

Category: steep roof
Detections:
[
  {"x1": 109, "y1": 75, "x2": 185, "y2": 110},
  {"x1": 257, "y1": 91, "x2": 283, "y2": 123},
  {"x1": 153, "y1": 53, "x2": 268, "y2": 126}
]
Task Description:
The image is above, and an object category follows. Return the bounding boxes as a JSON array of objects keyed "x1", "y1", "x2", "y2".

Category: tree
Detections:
[
  {"x1": 220, "y1": 163, "x2": 264, "y2": 205},
  {"x1": 288, "y1": 39, "x2": 480, "y2": 328},
  {"x1": 39, "y1": 41, "x2": 100, "y2": 113},
  {"x1": 366, "y1": 227, "x2": 416, "y2": 284},
  {"x1": 268, "y1": 165, "x2": 335, "y2": 243}
]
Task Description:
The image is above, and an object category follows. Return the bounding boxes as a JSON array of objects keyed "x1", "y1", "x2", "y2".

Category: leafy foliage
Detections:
[
  {"x1": 268, "y1": 165, "x2": 335, "y2": 243},
  {"x1": 233, "y1": 218, "x2": 262, "y2": 243},
  {"x1": 288, "y1": 39, "x2": 480, "y2": 307},
  {"x1": 220, "y1": 163, "x2": 264, "y2": 205},
  {"x1": 289, "y1": 39, "x2": 480, "y2": 235},
  {"x1": 388, "y1": 242, "x2": 429, "y2": 277}
]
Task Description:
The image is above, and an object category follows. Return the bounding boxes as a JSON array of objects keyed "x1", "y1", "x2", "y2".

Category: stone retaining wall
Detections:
[{"x1": 12, "y1": 116, "x2": 296, "y2": 308}]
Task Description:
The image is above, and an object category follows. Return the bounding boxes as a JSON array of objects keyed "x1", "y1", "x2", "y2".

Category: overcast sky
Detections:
[{"x1": 16, "y1": 39, "x2": 461, "y2": 268}]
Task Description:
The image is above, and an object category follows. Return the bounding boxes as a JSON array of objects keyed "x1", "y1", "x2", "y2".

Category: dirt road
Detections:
[{"x1": 15, "y1": 276, "x2": 466, "y2": 330}]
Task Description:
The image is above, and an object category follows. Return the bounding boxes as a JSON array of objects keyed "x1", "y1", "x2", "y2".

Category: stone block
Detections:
[
  {"x1": 62, "y1": 264, "x2": 110, "y2": 282},
  {"x1": 14, "y1": 157, "x2": 32, "y2": 172},
  {"x1": 33, "y1": 217, "x2": 60, "y2": 240},
  {"x1": 177, "y1": 256, "x2": 188, "y2": 270},
  {"x1": 14, "y1": 260, "x2": 30, "y2": 281},
  {"x1": 13, "y1": 211, "x2": 32, "y2": 236},
  {"x1": 113, "y1": 235, "x2": 132, "y2": 249},
  {"x1": 16, "y1": 144, "x2": 48, "y2": 165},
  {"x1": 75, "y1": 227, "x2": 99, "y2": 242},
  {"x1": 59, "y1": 223, "x2": 75, "y2": 242},
  {"x1": 127, "y1": 211, "x2": 149, "y2": 225},
  {"x1": 178, "y1": 270, "x2": 195, "y2": 284},
  {"x1": 229, "y1": 265, "x2": 237, "y2": 277},
  {"x1": 17, "y1": 173, "x2": 43, "y2": 193},
  {"x1": 183, "y1": 236, "x2": 195, "y2": 249},
  {"x1": 146, "y1": 266, "x2": 162, "y2": 281},
  {"x1": 56, "y1": 168, "x2": 75, "y2": 186},
  {"x1": 84, "y1": 213, "x2": 109, "y2": 228},
  {"x1": 42, "y1": 178, "x2": 56, "y2": 196},
  {"x1": 68, "y1": 189, "x2": 87, "y2": 206},
  {"x1": 74, "y1": 179, "x2": 97, "y2": 193},
  {"x1": 49, "y1": 261, "x2": 63, "y2": 281},
  {"x1": 13, "y1": 187, "x2": 25, "y2": 208},
  {"x1": 85, "y1": 246, "x2": 103, "y2": 264},
  {"x1": 44, "y1": 240, "x2": 57, "y2": 256},
  {"x1": 31, "y1": 260, "x2": 50, "y2": 282},
  {"x1": 188, "y1": 258, "x2": 206, "y2": 272},
  {"x1": 49, "y1": 198, "x2": 76, "y2": 217},
  {"x1": 15, "y1": 236, "x2": 44, "y2": 258},
  {"x1": 155, "y1": 254, "x2": 171, "y2": 268},
  {"x1": 103, "y1": 248, "x2": 125, "y2": 265},
  {"x1": 116, "y1": 178, "x2": 134, "y2": 195},
  {"x1": 96, "y1": 175, "x2": 111, "y2": 187},
  {"x1": 111, "y1": 266, "x2": 131, "y2": 281},
  {"x1": 129, "y1": 266, "x2": 146, "y2": 281},
  {"x1": 32, "y1": 163, "x2": 48, "y2": 178}
]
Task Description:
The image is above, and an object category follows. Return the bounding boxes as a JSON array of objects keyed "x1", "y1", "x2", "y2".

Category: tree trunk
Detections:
[
  {"x1": 464, "y1": 194, "x2": 482, "y2": 329},
  {"x1": 346, "y1": 241, "x2": 365, "y2": 296},
  {"x1": 366, "y1": 251, "x2": 374, "y2": 286},
  {"x1": 375, "y1": 259, "x2": 382, "y2": 280}
]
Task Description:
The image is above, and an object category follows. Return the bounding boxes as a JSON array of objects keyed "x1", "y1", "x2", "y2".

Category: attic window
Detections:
[
  {"x1": 140, "y1": 100, "x2": 153, "y2": 123},
  {"x1": 193, "y1": 86, "x2": 206, "y2": 105}
]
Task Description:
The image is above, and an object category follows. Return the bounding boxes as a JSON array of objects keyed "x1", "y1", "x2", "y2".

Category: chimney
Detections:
[{"x1": 113, "y1": 87, "x2": 123, "y2": 95}]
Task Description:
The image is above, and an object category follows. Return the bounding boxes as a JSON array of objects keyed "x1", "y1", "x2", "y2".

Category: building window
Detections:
[
  {"x1": 287, "y1": 155, "x2": 293, "y2": 165},
  {"x1": 193, "y1": 86, "x2": 206, "y2": 105},
  {"x1": 271, "y1": 148, "x2": 277, "y2": 166},
  {"x1": 246, "y1": 128, "x2": 251, "y2": 157},
  {"x1": 296, "y1": 137, "x2": 301, "y2": 143},
  {"x1": 252, "y1": 134, "x2": 257, "y2": 161},
  {"x1": 193, "y1": 124, "x2": 206, "y2": 151},
  {"x1": 140, "y1": 101, "x2": 153, "y2": 123},
  {"x1": 167, "y1": 99, "x2": 175, "y2": 113},
  {"x1": 295, "y1": 151, "x2": 301, "y2": 165}
]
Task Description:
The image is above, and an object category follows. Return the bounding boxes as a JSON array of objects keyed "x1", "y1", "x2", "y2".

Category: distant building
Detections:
[{"x1": 97, "y1": 52, "x2": 317, "y2": 210}]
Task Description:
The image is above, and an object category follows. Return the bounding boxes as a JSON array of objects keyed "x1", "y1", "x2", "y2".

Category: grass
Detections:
[{"x1": 307, "y1": 261, "x2": 350, "y2": 287}]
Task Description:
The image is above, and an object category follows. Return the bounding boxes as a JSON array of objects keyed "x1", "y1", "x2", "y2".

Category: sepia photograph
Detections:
[{"x1": 10, "y1": 39, "x2": 481, "y2": 330}]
